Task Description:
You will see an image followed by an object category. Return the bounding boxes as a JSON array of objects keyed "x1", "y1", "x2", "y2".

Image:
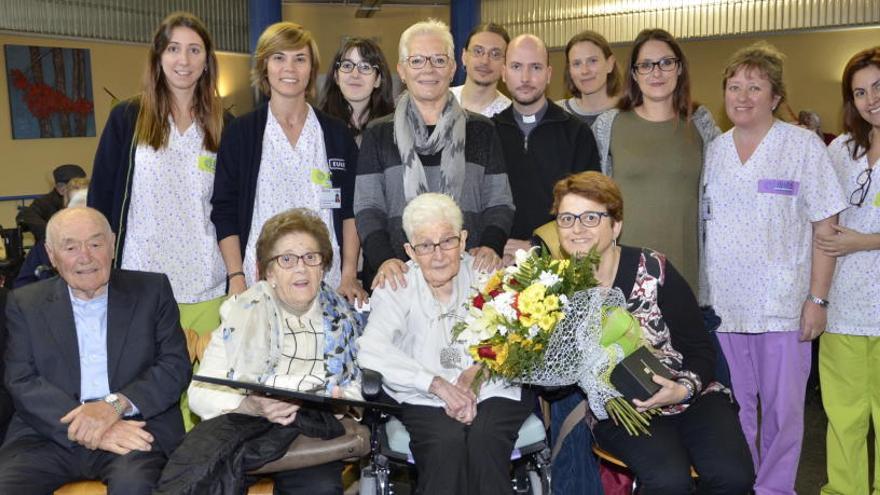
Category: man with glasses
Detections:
[
  {"x1": 450, "y1": 23, "x2": 512, "y2": 117},
  {"x1": 354, "y1": 19, "x2": 515, "y2": 290},
  {"x1": 492, "y1": 34, "x2": 601, "y2": 264}
]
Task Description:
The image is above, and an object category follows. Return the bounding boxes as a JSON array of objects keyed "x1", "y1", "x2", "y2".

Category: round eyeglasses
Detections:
[
  {"x1": 336, "y1": 59, "x2": 378, "y2": 75},
  {"x1": 402, "y1": 54, "x2": 450, "y2": 70},
  {"x1": 409, "y1": 235, "x2": 461, "y2": 256},
  {"x1": 269, "y1": 252, "x2": 323, "y2": 269},
  {"x1": 556, "y1": 211, "x2": 611, "y2": 229},
  {"x1": 632, "y1": 57, "x2": 679, "y2": 75}
]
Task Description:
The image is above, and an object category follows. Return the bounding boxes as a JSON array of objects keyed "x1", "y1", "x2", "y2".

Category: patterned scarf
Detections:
[
  {"x1": 394, "y1": 90, "x2": 467, "y2": 202},
  {"x1": 221, "y1": 281, "x2": 364, "y2": 393}
]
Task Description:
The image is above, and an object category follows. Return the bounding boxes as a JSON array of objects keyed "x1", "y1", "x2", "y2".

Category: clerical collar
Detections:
[{"x1": 513, "y1": 100, "x2": 549, "y2": 124}]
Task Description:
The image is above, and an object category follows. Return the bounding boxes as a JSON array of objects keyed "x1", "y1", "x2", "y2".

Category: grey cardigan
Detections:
[{"x1": 591, "y1": 106, "x2": 721, "y2": 304}]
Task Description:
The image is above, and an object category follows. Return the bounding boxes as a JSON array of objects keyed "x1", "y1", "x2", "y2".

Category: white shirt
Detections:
[
  {"x1": 826, "y1": 135, "x2": 880, "y2": 336},
  {"x1": 356, "y1": 254, "x2": 520, "y2": 407},
  {"x1": 244, "y1": 105, "x2": 341, "y2": 287},
  {"x1": 450, "y1": 85, "x2": 511, "y2": 118},
  {"x1": 122, "y1": 121, "x2": 226, "y2": 303},
  {"x1": 703, "y1": 121, "x2": 847, "y2": 333}
]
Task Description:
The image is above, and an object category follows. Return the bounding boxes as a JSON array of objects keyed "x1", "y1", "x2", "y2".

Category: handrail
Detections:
[{"x1": 0, "y1": 194, "x2": 41, "y2": 202}]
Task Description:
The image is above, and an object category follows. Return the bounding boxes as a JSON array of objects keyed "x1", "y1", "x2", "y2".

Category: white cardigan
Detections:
[{"x1": 356, "y1": 255, "x2": 520, "y2": 407}]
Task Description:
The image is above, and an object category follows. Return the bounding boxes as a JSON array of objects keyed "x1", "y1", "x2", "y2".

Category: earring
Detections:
[
  {"x1": 612, "y1": 238, "x2": 618, "y2": 247},
  {"x1": 272, "y1": 282, "x2": 277, "y2": 289}
]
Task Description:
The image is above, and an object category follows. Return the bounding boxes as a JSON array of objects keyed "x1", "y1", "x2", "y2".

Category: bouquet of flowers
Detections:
[{"x1": 453, "y1": 247, "x2": 656, "y2": 435}]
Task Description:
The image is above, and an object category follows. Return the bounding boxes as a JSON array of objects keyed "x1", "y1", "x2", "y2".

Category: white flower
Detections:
[
  {"x1": 538, "y1": 270, "x2": 561, "y2": 288},
  {"x1": 514, "y1": 246, "x2": 539, "y2": 266},
  {"x1": 527, "y1": 325, "x2": 540, "y2": 339},
  {"x1": 559, "y1": 294, "x2": 569, "y2": 307},
  {"x1": 491, "y1": 292, "x2": 518, "y2": 321},
  {"x1": 498, "y1": 325, "x2": 510, "y2": 336}
]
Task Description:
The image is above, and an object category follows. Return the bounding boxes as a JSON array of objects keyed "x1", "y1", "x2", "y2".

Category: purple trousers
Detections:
[{"x1": 717, "y1": 331, "x2": 811, "y2": 495}]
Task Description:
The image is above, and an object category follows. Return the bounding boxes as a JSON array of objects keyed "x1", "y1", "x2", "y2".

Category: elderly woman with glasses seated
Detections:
[
  {"x1": 357, "y1": 193, "x2": 534, "y2": 495},
  {"x1": 185, "y1": 208, "x2": 365, "y2": 494},
  {"x1": 536, "y1": 171, "x2": 755, "y2": 494},
  {"x1": 354, "y1": 18, "x2": 515, "y2": 290}
]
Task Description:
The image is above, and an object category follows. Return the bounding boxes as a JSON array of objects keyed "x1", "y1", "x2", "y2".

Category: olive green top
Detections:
[{"x1": 609, "y1": 111, "x2": 703, "y2": 290}]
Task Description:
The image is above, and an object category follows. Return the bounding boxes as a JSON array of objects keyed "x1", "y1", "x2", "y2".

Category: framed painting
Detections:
[{"x1": 4, "y1": 44, "x2": 96, "y2": 139}]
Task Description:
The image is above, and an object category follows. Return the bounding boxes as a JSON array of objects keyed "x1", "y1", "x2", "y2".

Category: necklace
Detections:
[{"x1": 438, "y1": 309, "x2": 466, "y2": 370}]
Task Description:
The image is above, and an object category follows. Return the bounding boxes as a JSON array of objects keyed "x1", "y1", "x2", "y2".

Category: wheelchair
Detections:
[{"x1": 359, "y1": 371, "x2": 552, "y2": 495}]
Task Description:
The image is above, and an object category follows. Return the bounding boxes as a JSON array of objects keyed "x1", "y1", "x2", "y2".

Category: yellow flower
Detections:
[
  {"x1": 508, "y1": 333, "x2": 523, "y2": 344},
  {"x1": 483, "y1": 271, "x2": 503, "y2": 295},
  {"x1": 518, "y1": 283, "x2": 548, "y2": 316},
  {"x1": 494, "y1": 343, "x2": 509, "y2": 365},
  {"x1": 539, "y1": 312, "x2": 560, "y2": 332}
]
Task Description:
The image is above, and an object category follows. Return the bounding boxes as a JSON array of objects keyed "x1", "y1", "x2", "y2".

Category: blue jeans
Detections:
[{"x1": 550, "y1": 390, "x2": 604, "y2": 495}]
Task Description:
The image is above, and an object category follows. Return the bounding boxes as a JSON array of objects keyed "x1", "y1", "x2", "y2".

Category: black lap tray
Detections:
[{"x1": 193, "y1": 375, "x2": 401, "y2": 413}]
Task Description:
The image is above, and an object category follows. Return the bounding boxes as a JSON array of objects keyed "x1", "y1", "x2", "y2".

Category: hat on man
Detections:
[{"x1": 52, "y1": 164, "x2": 86, "y2": 185}]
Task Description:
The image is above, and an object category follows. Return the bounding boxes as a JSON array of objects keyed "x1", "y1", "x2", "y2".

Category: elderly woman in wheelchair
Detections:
[
  {"x1": 172, "y1": 208, "x2": 366, "y2": 494},
  {"x1": 357, "y1": 193, "x2": 540, "y2": 495}
]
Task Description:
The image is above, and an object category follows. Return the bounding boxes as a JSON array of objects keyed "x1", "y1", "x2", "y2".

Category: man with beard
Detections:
[
  {"x1": 450, "y1": 23, "x2": 511, "y2": 117},
  {"x1": 493, "y1": 34, "x2": 600, "y2": 260}
]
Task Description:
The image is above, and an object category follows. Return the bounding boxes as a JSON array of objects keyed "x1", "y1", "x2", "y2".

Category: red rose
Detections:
[
  {"x1": 477, "y1": 345, "x2": 497, "y2": 360},
  {"x1": 488, "y1": 289, "x2": 501, "y2": 298},
  {"x1": 473, "y1": 293, "x2": 485, "y2": 310}
]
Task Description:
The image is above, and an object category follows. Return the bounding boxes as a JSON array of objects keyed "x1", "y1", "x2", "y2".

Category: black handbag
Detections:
[{"x1": 610, "y1": 346, "x2": 674, "y2": 401}]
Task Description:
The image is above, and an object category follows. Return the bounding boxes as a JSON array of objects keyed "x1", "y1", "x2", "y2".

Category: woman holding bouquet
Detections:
[
  {"x1": 540, "y1": 171, "x2": 753, "y2": 494},
  {"x1": 357, "y1": 193, "x2": 535, "y2": 495}
]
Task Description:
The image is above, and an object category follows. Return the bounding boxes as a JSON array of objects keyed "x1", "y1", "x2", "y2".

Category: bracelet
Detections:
[
  {"x1": 807, "y1": 294, "x2": 829, "y2": 308},
  {"x1": 678, "y1": 379, "x2": 695, "y2": 403},
  {"x1": 227, "y1": 271, "x2": 245, "y2": 281}
]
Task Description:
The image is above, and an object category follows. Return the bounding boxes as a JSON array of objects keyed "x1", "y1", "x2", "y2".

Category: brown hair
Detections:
[
  {"x1": 135, "y1": 12, "x2": 223, "y2": 152},
  {"x1": 465, "y1": 22, "x2": 510, "y2": 47},
  {"x1": 619, "y1": 29, "x2": 692, "y2": 119},
  {"x1": 563, "y1": 31, "x2": 621, "y2": 98},
  {"x1": 721, "y1": 41, "x2": 787, "y2": 113},
  {"x1": 256, "y1": 208, "x2": 333, "y2": 279},
  {"x1": 551, "y1": 171, "x2": 623, "y2": 222},
  {"x1": 252, "y1": 22, "x2": 320, "y2": 99},
  {"x1": 841, "y1": 47, "x2": 880, "y2": 160}
]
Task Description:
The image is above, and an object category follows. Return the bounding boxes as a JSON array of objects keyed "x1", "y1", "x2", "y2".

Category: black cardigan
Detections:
[{"x1": 211, "y1": 104, "x2": 358, "y2": 257}]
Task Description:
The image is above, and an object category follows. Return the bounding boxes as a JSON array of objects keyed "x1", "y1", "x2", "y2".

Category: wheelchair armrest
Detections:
[{"x1": 361, "y1": 369, "x2": 383, "y2": 401}]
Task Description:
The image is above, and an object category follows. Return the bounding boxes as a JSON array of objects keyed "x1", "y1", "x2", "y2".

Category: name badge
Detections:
[
  {"x1": 320, "y1": 188, "x2": 342, "y2": 209},
  {"x1": 757, "y1": 179, "x2": 799, "y2": 196},
  {"x1": 197, "y1": 155, "x2": 216, "y2": 174}
]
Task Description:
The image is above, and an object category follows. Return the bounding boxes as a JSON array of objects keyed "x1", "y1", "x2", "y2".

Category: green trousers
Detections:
[{"x1": 819, "y1": 333, "x2": 880, "y2": 495}]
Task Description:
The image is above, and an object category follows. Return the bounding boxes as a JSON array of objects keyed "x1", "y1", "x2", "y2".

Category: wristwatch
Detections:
[
  {"x1": 103, "y1": 393, "x2": 125, "y2": 417},
  {"x1": 807, "y1": 294, "x2": 829, "y2": 308}
]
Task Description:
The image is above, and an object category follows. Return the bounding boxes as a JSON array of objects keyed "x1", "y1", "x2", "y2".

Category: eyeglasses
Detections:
[
  {"x1": 556, "y1": 211, "x2": 611, "y2": 229},
  {"x1": 336, "y1": 59, "x2": 378, "y2": 75},
  {"x1": 632, "y1": 57, "x2": 679, "y2": 75},
  {"x1": 409, "y1": 235, "x2": 461, "y2": 255},
  {"x1": 402, "y1": 54, "x2": 450, "y2": 70},
  {"x1": 849, "y1": 168, "x2": 874, "y2": 207},
  {"x1": 269, "y1": 252, "x2": 323, "y2": 269},
  {"x1": 468, "y1": 45, "x2": 504, "y2": 61}
]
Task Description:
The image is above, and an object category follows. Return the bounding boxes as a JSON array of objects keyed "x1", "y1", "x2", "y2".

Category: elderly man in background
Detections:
[
  {"x1": 449, "y1": 22, "x2": 512, "y2": 117},
  {"x1": 355, "y1": 18, "x2": 515, "y2": 290},
  {"x1": 16, "y1": 163, "x2": 87, "y2": 243},
  {"x1": 0, "y1": 207, "x2": 191, "y2": 494}
]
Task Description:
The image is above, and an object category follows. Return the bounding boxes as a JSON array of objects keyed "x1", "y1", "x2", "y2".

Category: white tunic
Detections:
[
  {"x1": 243, "y1": 106, "x2": 341, "y2": 287},
  {"x1": 449, "y1": 85, "x2": 511, "y2": 118},
  {"x1": 122, "y1": 121, "x2": 226, "y2": 303},
  {"x1": 357, "y1": 254, "x2": 521, "y2": 407},
  {"x1": 703, "y1": 121, "x2": 847, "y2": 334},
  {"x1": 826, "y1": 134, "x2": 880, "y2": 336}
]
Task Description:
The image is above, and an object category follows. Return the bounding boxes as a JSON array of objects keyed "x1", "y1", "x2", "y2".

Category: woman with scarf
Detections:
[
  {"x1": 353, "y1": 19, "x2": 515, "y2": 290},
  {"x1": 358, "y1": 193, "x2": 534, "y2": 495},
  {"x1": 211, "y1": 22, "x2": 367, "y2": 306},
  {"x1": 184, "y1": 208, "x2": 364, "y2": 494}
]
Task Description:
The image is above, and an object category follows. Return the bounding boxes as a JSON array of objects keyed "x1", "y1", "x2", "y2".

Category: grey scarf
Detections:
[{"x1": 394, "y1": 90, "x2": 467, "y2": 201}]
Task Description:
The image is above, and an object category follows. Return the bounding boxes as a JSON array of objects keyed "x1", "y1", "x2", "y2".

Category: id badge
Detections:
[{"x1": 320, "y1": 188, "x2": 342, "y2": 209}]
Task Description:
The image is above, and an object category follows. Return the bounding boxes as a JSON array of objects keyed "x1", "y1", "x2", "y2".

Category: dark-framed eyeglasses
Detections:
[
  {"x1": 402, "y1": 53, "x2": 450, "y2": 70},
  {"x1": 336, "y1": 59, "x2": 378, "y2": 75},
  {"x1": 556, "y1": 211, "x2": 611, "y2": 229},
  {"x1": 409, "y1": 235, "x2": 461, "y2": 255},
  {"x1": 849, "y1": 167, "x2": 874, "y2": 207},
  {"x1": 632, "y1": 57, "x2": 679, "y2": 75},
  {"x1": 269, "y1": 252, "x2": 323, "y2": 269},
  {"x1": 468, "y1": 45, "x2": 504, "y2": 61}
]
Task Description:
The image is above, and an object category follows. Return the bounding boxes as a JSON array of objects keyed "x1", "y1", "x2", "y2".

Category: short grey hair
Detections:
[
  {"x1": 398, "y1": 18, "x2": 454, "y2": 61},
  {"x1": 45, "y1": 206, "x2": 112, "y2": 247},
  {"x1": 402, "y1": 193, "x2": 463, "y2": 241}
]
